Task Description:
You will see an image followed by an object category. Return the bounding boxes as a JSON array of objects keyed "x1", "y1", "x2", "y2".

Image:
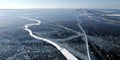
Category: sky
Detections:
[{"x1": 0, "y1": 0, "x2": 120, "y2": 9}]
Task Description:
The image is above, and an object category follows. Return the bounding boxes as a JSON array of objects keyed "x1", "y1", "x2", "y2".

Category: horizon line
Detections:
[{"x1": 0, "y1": 8, "x2": 119, "y2": 10}]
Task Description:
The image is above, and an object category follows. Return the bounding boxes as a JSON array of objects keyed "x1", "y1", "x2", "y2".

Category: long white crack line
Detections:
[
  {"x1": 19, "y1": 16, "x2": 78, "y2": 60},
  {"x1": 77, "y1": 12, "x2": 91, "y2": 60}
]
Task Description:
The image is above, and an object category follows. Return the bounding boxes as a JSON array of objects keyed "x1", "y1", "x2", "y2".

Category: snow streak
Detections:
[{"x1": 19, "y1": 16, "x2": 78, "y2": 60}]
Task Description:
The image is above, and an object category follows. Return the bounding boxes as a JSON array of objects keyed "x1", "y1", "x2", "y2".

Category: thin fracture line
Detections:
[{"x1": 77, "y1": 15, "x2": 91, "y2": 60}]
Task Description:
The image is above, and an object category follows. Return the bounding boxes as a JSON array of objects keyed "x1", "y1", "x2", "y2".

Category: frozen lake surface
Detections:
[{"x1": 0, "y1": 9, "x2": 120, "y2": 60}]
